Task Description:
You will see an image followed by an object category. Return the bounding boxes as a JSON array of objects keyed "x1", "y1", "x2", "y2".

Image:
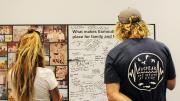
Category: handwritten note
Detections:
[{"x1": 69, "y1": 24, "x2": 155, "y2": 101}]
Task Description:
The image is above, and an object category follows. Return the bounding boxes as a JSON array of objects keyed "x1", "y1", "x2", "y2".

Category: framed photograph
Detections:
[
  {"x1": 50, "y1": 43, "x2": 67, "y2": 65},
  {"x1": 0, "y1": 85, "x2": 7, "y2": 100},
  {"x1": 55, "y1": 66, "x2": 67, "y2": 81},
  {"x1": 0, "y1": 43, "x2": 7, "y2": 56},
  {"x1": 8, "y1": 42, "x2": 18, "y2": 53},
  {"x1": 43, "y1": 25, "x2": 67, "y2": 42},
  {"x1": 0, "y1": 35, "x2": 5, "y2": 42},
  {"x1": 0, "y1": 69, "x2": 7, "y2": 85},
  {"x1": 13, "y1": 26, "x2": 29, "y2": 42},
  {"x1": 13, "y1": 25, "x2": 43, "y2": 42},
  {"x1": 0, "y1": 26, "x2": 12, "y2": 35},
  {"x1": 8, "y1": 53, "x2": 16, "y2": 68},
  {"x1": 59, "y1": 89, "x2": 68, "y2": 100},
  {"x1": 5, "y1": 35, "x2": 12, "y2": 42},
  {"x1": 43, "y1": 43, "x2": 50, "y2": 56},
  {"x1": 57, "y1": 80, "x2": 68, "y2": 89},
  {"x1": 0, "y1": 57, "x2": 7, "y2": 69}
]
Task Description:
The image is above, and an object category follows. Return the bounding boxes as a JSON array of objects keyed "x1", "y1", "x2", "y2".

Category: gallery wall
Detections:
[
  {"x1": 0, "y1": 25, "x2": 69, "y2": 100},
  {"x1": 0, "y1": 0, "x2": 179, "y2": 101}
]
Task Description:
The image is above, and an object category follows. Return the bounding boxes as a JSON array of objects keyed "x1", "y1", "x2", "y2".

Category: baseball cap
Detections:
[{"x1": 118, "y1": 7, "x2": 142, "y2": 24}]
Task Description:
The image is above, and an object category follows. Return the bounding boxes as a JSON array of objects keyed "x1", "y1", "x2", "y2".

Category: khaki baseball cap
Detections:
[{"x1": 118, "y1": 8, "x2": 142, "y2": 24}]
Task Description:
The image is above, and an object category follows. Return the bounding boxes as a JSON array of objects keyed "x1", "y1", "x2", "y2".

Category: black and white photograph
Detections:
[
  {"x1": 0, "y1": 43, "x2": 7, "y2": 56},
  {"x1": 0, "y1": 26, "x2": 12, "y2": 35},
  {"x1": 50, "y1": 43, "x2": 67, "y2": 65},
  {"x1": 43, "y1": 25, "x2": 67, "y2": 42}
]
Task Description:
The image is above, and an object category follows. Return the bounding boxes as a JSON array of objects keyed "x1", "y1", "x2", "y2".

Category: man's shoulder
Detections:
[
  {"x1": 145, "y1": 38, "x2": 172, "y2": 56},
  {"x1": 107, "y1": 42, "x2": 127, "y2": 59},
  {"x1": 149, "y1": 38, "x2": 168, "y2": 49}
]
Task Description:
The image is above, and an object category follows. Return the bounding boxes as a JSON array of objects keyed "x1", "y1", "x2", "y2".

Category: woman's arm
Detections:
[
  {"x1": 106, "y1": 83, "x2": 132, "y2": 101},
  {"x1": 49, "y1": 87, "x2": 63, "y2": 101}
]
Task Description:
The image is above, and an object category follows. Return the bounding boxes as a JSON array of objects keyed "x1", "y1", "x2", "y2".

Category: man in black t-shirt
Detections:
[{"x1": 104, "y1": 8, "x2": 176, "y2": 101}]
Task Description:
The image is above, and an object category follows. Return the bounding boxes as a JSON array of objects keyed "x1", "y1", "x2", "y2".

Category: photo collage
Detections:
[{"x1": 0, "y1": 25, "x2": 68, "y2": 101}]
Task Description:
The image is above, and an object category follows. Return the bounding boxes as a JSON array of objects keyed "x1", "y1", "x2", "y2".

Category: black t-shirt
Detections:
[{"x1": 104, "y1": 38, "x2": 176, "y2": 101}]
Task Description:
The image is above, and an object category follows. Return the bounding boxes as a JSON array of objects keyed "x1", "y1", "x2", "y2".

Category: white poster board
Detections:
[{"x1": 69, "y1": 24, "x2": 155, "y2": 101}]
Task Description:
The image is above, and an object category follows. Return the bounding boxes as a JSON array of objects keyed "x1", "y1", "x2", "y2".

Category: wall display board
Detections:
[
  {"x1": 0, "y1": 24, "x2": 155, "y2": 101},
  {"x1": 68, "y1": 24, "x2": 155, "y2": 101},
  {"x1": 0, "y1": 25, "x2": 68, "y2": 101}
]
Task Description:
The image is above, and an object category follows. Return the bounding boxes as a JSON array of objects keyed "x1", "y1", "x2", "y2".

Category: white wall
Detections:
[{"x1": 1, "y1": 0, "x2": 179, "y2": 100}]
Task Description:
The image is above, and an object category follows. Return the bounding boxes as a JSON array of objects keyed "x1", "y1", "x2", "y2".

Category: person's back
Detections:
[
  {"x1": 104, "y1": 8, "x2": 176, "y2": 101},
  {"x1": 9, "y1": 66, "x2": 60, "y2": 101},
  {"x1": 106, "y1": 38, "x2": 175, "y2": 101},
  {"x1": 8, "y1": 29, "x2": 62, "y2": 101},
  {"x1": 34, "y1": 67, "x2": 58, "y2": 101}
]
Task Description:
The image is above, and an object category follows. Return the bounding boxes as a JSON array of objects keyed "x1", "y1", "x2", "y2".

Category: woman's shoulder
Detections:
[{"x1": 37, "y1": 67, "x2": 54, "y2": 77}]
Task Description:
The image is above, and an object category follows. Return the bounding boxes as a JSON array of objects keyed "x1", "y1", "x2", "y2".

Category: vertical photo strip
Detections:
[
  {"x1": 0, "y1": 25, "x2": 11, "y2": 101},
  {"x1": 46, "y1": 25, "x2": 68, "y2": 101}
]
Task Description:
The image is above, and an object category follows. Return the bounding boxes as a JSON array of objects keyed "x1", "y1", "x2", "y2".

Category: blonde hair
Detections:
[
  {"x1": 9, "y1": 30, "x2": 45, "y2": 101},
  {"x1": 115, "y1": 16, "x2": 150, "y2": 41}
]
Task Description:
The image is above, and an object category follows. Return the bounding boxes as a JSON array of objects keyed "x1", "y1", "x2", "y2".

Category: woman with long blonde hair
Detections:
[{"x1": 9, "y1": 29, "x2": 62, "y2": 101}]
